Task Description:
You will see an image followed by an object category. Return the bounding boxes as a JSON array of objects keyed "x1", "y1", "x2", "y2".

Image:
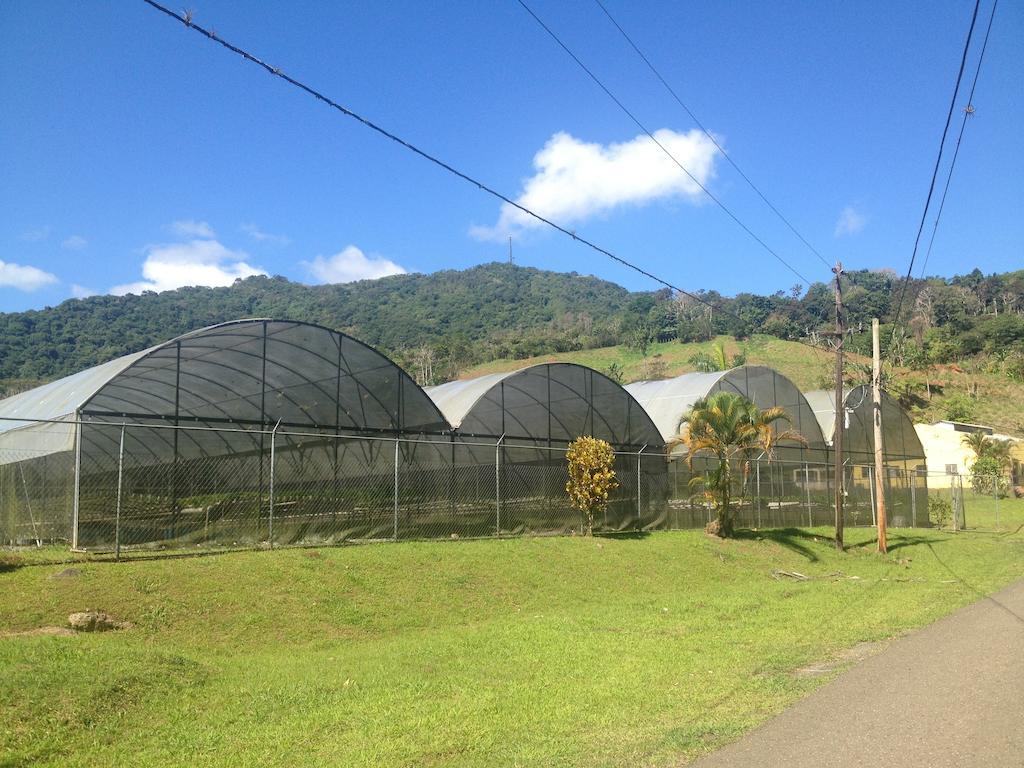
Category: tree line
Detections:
[{"x1": 1, "y1": 262, "x2": 1022, "y2": 396}]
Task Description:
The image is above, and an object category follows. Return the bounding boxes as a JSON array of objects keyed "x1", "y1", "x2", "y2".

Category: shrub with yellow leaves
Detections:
[{"x1": 565, "y1": 436, "x2": 619, "y2": 536}]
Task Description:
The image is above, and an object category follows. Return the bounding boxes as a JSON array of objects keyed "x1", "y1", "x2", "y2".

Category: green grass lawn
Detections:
[
  {"x1": 2, "y1": 526, "x2": 1023, "y2": 768},
  {"x1": 958, "y1": 490, "x2": 1024, "y2": 532}
]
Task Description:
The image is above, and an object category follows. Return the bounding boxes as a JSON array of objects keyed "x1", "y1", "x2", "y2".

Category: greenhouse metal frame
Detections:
[
  {"x1": 426, "y1": 363, "x2": 668, "y2": 534},
  {"x1": 1, "y1": 324, "x2": 667, "y2": 550}
]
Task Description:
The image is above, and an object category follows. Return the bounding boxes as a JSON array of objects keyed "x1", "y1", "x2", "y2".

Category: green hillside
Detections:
[
  {"x1": 461, "y1": 335, "x2": 1024, "y2": 435},
  {"x1": 2, "y1": 264, "x2": 1022, "y2": 434}
]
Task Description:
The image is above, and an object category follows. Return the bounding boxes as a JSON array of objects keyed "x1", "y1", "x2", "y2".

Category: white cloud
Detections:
[
  {"x1": 0, "y1": 259, "x2": 59, "y2": 291},
  {"x1": 19, "y1": 226, "x2": 50, "y2": 242},
  {"x1": 471, "y1": 129, "x2": 719, "y2": 240},
  {"x1": 834, "y1": 206, "x2": 867, "y2": 237},
  {"x1": 170, "y1": 219, "x2": 216, "y2": 239},
  {"x1": 240, "y1": 223, "x2": 290, "y2": 246},
  {"x1": 111, "y1": 239, "x2": 265, "y2": 295},
  {"x1": 70, "y1": 284, "x2": 96, "y2": 299},
  {"x1": 62, "y1": 235, "x2": 88, "y2": 251},
  {"x1": 304, "y1": 245, "x2": 407, "y2": 284}
]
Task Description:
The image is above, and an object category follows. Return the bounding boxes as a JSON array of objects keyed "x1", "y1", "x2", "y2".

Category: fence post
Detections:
[
  {"x1": 72, "y1": 422, "x2": 82, "y2": 550},
  {"x1": 994, "y1": 474, "x2": 1000, "y2": 531},
  {"x1": 910, "y1": 470, "x2": 917, "y2": 528},
  {"x1": 804, "y1": 463, "x2": 812, "y2": 527},
  {"x1": 114, "y1": 423, "x2": 126, "y2": 560},
  {"x1": 868, "y1": 466, "x2": 876, "y2": 526},
  {"x1": 756, "y1": 461, "x2": 761, "y2": 529},
  {"x1": 17, "y1": 463, "x2": 42, "y2": 548},
  {"x1": 495, "y1": 434, "x2": 505, "y2": 536},
  {"x1": 268, "y1": 420, "x2": 280, "y2": 548},
  {"x1": 393, "y1": 438, "x2": 400, "y2": 541},
  {"x1": 636, "y1": 445, "x2": 647, "y2": 530},
  {"x1": 953, "y1": 475, "x2": 961, "y2": 532}
]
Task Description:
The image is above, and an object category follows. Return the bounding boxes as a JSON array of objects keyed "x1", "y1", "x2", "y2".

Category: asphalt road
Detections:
[{"x1": 691, "y1": 578, "x2": 1024, "y2": 768}]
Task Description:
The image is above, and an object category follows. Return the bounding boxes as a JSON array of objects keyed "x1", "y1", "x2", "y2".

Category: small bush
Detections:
[
  {"x1": 929, "y1": 496, "x2": 953, "y2": 529},
  {"x1": 943, "y1": 393, "x2": 976, "y2": 423},
  {"x1": 565, "y1": 436, "x2": 619, "y2": 535},
  {"x1": 970, "y1": 455, "x2": 1009, "y2": 498}
]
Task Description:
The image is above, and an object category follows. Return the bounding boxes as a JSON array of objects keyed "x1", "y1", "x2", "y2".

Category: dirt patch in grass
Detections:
[
  {"x1": 792, "y1": 640, "x2": 888, "y2": 678},
  {"x1": 0, "y1": 626, "x2": 75, "y2": 639}
]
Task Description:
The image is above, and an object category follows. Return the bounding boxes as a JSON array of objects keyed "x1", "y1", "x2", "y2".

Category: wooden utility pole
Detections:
[
  {"x1": 872, "y1": 318, "x2": 888, "y2": 553},
  {"x1": 833, "y1": 262, "x2": 845, "y2": 551}
]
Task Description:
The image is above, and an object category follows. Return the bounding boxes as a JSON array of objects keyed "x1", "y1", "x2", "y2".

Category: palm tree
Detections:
[
  {"x1": 961, "y1": 431, "x2": 991, "y2": 467},
  {"x1": 687, "y1": 340, "x2": 746, "y2": 373},
  {"x1": 671, "y1": 391, "x2": 805, "y2": 537},
  {"x1": 987, "y1": 438, "x2": 1013, "y2": 472},
  {"x1": 739, "y1": 400, "x2": 808, "y2": 498},
  {"x1": 743, "y1": 401, "x2": 809, "y2": 464}
]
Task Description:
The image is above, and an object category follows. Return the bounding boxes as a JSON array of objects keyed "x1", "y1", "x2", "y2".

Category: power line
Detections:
[
  {"x1": 890, "y1": 0, "x2": 982, "y2": 333},
  {"x1": 139, "y1": 0, "x2": 831, "y2": 362},
  {"x1": 918, "y1": 0, "x2": 999, "y2": 280},
  {"x1": 592, "y1": 0, "x2": 831, "y2": 271},
  {"x1": 515, "y1": 0, "x2": 816, "y2": 287}
]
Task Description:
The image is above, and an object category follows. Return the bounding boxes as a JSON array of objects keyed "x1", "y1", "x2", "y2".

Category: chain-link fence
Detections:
[
  {"x1": 666, "y1": 456, "x2": 931, "y2": 530},
  {"x1": 10, "y1": 417, "x2": 1019, "y2": 555},
  {"x1": 952, "y1": 470, "x2": 1022, "y2": 532},
  {"x1": 1, "y1": 419, "x2": 668, "y2": 553}
]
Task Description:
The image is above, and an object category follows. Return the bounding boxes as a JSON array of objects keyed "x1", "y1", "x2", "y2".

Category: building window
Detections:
[
  {"x1": 945, "y1": 464, "x2": 959, "y2": 475},
  {"x1": 860, "y1": 466, "x2": 871, "y2": 478}
]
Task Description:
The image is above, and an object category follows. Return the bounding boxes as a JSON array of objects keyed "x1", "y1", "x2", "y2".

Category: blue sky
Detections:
[{"x1": 1, "y1": 0, "x2": 1021, "y2": 313}]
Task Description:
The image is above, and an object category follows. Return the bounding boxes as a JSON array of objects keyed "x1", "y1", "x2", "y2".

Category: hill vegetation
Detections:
[{"x1": 2, "y1": 264, "x2": 1022, "y2": 432}]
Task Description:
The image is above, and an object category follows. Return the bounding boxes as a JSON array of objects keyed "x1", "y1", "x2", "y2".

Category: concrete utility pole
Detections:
[
  {"x1": 872, "y1": 318, "x2": 888, "y2": 553},
  {"x1": 833, "y1": 262, "x2": 845, "y2": 551}
]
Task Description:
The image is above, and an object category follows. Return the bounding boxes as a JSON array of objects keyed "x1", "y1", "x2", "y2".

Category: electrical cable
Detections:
[
  {"x1": 918, "y1": 0, "x2": 998, "y2": 280},
  {"x1": 592, "y1": 0, "x2": 832, "y2": 271},
  {"x1": 516, "y1": 0, "x2": 816, "y2": 287},
  {"x1": 140, "y1": 0, "x2": 831, "y2": 362},
  {"x1": 890, "y1": 0, "x2": 982, "y2": 334}
]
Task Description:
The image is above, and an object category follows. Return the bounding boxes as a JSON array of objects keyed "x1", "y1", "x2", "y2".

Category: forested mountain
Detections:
[{"x1": 2, "y1": 263, "x2": 1023, "y2": 396}]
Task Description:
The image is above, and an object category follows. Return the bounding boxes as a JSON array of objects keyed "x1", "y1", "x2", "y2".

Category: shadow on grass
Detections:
[
  {"x1": 846, "y1": 533, "x2": 954, "y2": 554},
  {"x1": 0, "y1": 555, "x2": 25, "y2": 574},
  {"x1": 734, "y1": 528, "x2": 832, "y2": 562},
  {"x1": 924, "y1": 541, "x2": 1024, "y2": 625},
  {"x1": 596, "y1": 530, "x2": 652, "y2": 541}
]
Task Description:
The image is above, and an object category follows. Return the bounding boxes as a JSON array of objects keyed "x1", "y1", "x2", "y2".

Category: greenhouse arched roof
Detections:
[
  {"x1": 805, "y1": 386, "x2": 926, "y2": 463},
  {"x1": 0, "y1": 319, "x2": 450, "y2": 447},
  {"x1": 624, "y1": 365, "x2": 827, "y2": 451},
  {"x1": 426, "y1": 363, "x2": 663, "y2": 448}
]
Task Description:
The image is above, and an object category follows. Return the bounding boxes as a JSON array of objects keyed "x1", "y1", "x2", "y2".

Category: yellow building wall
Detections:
[{"x1": 915, "y1": 423, "x2": 1024, "y2": 489}]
